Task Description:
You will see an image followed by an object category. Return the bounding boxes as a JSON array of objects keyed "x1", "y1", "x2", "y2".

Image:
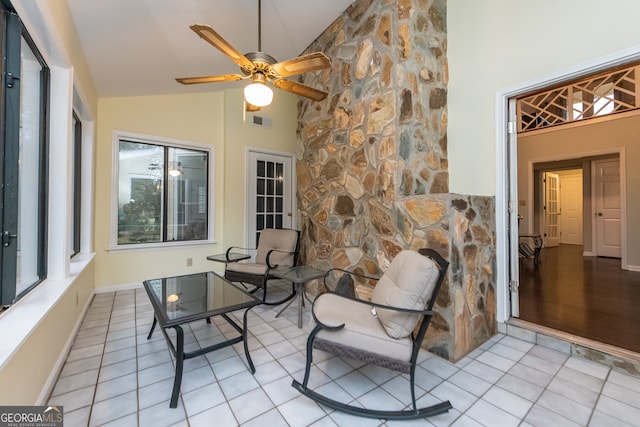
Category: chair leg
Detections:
[
  {"x1": 301, "y1": 326, "x2": 321, "y2": 387},
  {"x1": 409, "y1": 364, "x2": 418, "y2": 412}
]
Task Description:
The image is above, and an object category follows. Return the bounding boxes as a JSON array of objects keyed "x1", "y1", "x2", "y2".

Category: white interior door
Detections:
[
  {"x1": 559, "y1": 172, "x2": 583, "y2": 245},
  {"x1": 594, "y1": 159, "x2": 621, "y2": 258},
  {"x1": 543, "y1": 172, "x2": 560, "y2": 247},
  {"x1": 247, "y1": 150, "x2": 294, "y2": 247}
]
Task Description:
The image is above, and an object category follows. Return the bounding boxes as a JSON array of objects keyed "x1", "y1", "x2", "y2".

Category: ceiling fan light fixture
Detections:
[{"x1": 244, "y1": 73, "x2": 273, "y2": 107}]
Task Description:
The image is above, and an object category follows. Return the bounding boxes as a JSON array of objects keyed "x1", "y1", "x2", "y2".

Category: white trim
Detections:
[
  {"x1": 495, "y1": 45, "x2": 640, "y2": 324},
  {"x1": 628, "y1": 265, "x2": 640, "y2": 272},
  {"x1": 110, "y1": 130, "x2": 216, "y2": 250},
  {"x1": 48, "y1": 66, "x2": 74, "y2": 279}
]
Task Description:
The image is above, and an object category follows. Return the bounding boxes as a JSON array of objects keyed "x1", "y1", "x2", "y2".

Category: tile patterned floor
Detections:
[{"x1": 48, "y1": 285, "x2": 640, "y2": 426}]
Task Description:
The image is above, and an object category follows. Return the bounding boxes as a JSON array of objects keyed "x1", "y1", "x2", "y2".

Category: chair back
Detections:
[
  {"x1": 371, "y1": 250, "x2": 442, "y2": 339},
  {"x1": 255, "y1": 228, "x2": 299, "y2": 267}
]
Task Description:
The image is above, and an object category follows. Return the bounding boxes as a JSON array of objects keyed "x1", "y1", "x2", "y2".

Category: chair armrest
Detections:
[
  {"x1": 311, "y1": 291, "x2": 434, "y2": 330},
  {"x1": 225, "y1": 246, "x2": 256, "y2": 262},
  {"x1": 265, "y1": 248, "x2": 296, "y2": 269},
  {"x1": 323, "y1": 268, "x2": 379, "y2": 287}
]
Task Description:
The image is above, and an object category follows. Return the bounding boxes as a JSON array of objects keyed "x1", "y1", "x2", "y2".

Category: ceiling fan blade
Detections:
[
  {"x1": 190, "y1": 24, "x2": 254, "y2": 69},
  {"x1": 270, "y1": 52, "x2": 331, "y2": 77},
  {"x1": 176, "y1": 74, "x2": 246, "y2": 85},
  {"x1": 272, "y1": 79, "x2": 328, "y2": 101}
]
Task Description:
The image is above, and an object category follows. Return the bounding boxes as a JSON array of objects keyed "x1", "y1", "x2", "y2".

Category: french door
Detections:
[{"x1": 246, "y1": 150, "x2": 294, "y2": 247}]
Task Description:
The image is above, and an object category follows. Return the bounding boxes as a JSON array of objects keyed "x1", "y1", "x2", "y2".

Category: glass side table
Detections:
[{"x1": 270, "y1": 266, "x2": 327, "y2": 328}]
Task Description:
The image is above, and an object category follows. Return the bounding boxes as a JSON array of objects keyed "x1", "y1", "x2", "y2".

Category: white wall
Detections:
[{"x1": 448, "y1": 0, "x2": 640, "y2": 196}]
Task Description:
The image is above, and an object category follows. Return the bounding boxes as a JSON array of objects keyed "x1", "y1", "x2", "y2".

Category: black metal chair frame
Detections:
[
  {"x1": 292, "y1": 248, "x2": 452, "y2": 420},
  {"x1": 224, "y1": 228, "x2": 300, "y2": 305}
]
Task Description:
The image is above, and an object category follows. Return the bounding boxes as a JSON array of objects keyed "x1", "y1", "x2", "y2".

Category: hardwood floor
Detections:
[{"x1": 518, "y1": 244, "x2": 640, "y2": 354}]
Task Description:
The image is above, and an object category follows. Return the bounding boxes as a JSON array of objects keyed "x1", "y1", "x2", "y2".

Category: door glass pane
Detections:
[{"x1": 16, "y1": 37, "x2": 45, "y2": 295}]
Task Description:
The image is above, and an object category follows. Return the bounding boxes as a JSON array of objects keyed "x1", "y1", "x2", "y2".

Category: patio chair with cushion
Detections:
[
  {"x1": 292, "y1": 248, "x2": 452, "y2": 420},
  {"x1": 223, "y1": 228, "x2": 300, "y2": 304}
]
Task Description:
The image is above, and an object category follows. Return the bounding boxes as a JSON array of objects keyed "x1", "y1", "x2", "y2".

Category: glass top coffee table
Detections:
[{"x1": 143, "y1": 271, "x2": 261, "y2": 408}]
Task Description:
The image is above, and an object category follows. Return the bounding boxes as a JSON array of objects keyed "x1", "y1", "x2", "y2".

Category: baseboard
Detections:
[
  {"x1": 95, "y1": 282, "x2": 143, "y2": 294},
  {"x1": 582, "y1": 251, "x2": 596, "y2": 257},
  {"x1": 36, "y1": 291, "x2": 95, "y2": 405},
  {"x1": 627, "y1": 264, "x2": 640, "y2": 272}
]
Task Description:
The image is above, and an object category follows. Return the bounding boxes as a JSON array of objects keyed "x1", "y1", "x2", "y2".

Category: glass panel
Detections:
[
  {"x1": 257, "y1": 196, "x2": 264, "y2": 213},
  {"x1": 276, "y1": 215, "x2": 283, "y2": 228},
  {"x1": 117, "y1": 141, "x2": 164, "y2": 244},
  {"x1": 276, "y1": 197, "x2": 283, "y2": 213},
  {"x1": 16, "y1": 37, "x2": 45, "y2": 295},
  {"x1": 266, "y1": 197, "x2": 274, "y2": 212},
  {"x1": 257, "y1": 178, "x2": 265, "y2": 195},
  {"x1": 257, "y1": 160, "x2": 265, "y2": 177},
  {"x1": 117, "y1": 141, "x2": 208, "y2": 245},
  {"x1": 257, "y1": 215, "x2": 264, "y2": 230},
  {"x1": 267, "y1": 179, "x2": 274, "y2": 195},
  {"x1": 266, "y1": 161, "x2": 274, "y2": 178},
  {"x1": 145, "y1": 272, "x2": 258, "y2": 324},
  {"x1": 71, "y1": 113, "x2": 82, "y2": 257},
  {"x1": 166, "y1": 147, "x2": 208, "y2": 242},
  {"x1": 266, "y1": 215, "x2": 274, "y2": 228}
]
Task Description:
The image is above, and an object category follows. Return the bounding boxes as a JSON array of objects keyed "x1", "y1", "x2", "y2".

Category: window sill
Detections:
[
  {"x1": 0, "y1": 252, "x2": 96, "y2": 369},
  {"x1": 107, "y1": 239, "x2": 217, "y2": 252}
]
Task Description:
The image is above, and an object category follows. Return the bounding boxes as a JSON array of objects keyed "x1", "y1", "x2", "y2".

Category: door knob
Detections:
[{"x1": 597, "y1": 212, "x2": 603, "y2": 216}]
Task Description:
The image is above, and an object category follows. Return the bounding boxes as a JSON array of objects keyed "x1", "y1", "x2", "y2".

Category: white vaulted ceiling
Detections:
[{"x1": 66, "y1": 0, "x2": 354, "y2": 97}]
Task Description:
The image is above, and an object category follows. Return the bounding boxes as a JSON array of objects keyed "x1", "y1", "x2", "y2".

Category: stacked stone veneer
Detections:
[{"x1": 295, "y1": 0, "x2": 496, "y2": 361}]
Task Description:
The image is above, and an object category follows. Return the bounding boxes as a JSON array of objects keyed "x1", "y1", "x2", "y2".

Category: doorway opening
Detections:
[{"x1": 507, "y1": 63, "x2": 640, "y2": 353}]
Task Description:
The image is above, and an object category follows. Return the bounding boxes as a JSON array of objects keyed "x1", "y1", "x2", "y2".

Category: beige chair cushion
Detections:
[
  {"x1": 370, "y1": 250, "x2": 439, "y2": 339},
  {"x1": 312, "y1": 293, "x2": 413, "y2": 362},
  {"x1": 225, "y1": 262, "x2": 268, "y2": 275},
  {"x1": 255, "y1": 228, "x2": 298, "y2": 267}
]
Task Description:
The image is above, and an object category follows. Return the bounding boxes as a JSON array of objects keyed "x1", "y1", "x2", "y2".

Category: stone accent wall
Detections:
[{"x1": 295, "y1": 0, "x2": 496, "y2": 361}]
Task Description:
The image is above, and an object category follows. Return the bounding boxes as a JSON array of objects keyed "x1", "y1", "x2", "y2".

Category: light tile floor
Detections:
[{"x1": 48, "y1": 285, "x2": 640, "y2": 426}]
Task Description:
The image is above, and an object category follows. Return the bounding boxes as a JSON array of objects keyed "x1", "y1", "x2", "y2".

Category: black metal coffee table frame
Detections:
[{"x1": 143, "y1": 272, "x2": 261, "y2": 408}]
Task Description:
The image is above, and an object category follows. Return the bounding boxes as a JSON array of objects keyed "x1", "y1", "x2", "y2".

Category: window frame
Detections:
[
  {"x1": 0, "y1": 7, "x2": 50, "y2": 305},
  {"x1": 70, "y1": 111, "x2": 81, "y2": 258},
  {"x1": 110, "y1": 130, "x2": 215, "y2": 250}
]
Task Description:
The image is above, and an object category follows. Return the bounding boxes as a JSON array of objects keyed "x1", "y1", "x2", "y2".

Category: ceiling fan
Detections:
[{"x1": 176, "y1": 0, "x2": 331, "y2": 110}]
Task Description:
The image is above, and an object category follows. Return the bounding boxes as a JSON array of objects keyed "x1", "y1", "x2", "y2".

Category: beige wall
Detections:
[
  {"x1": 517, "y1": 114, "x2": 640, "y2": 268},
  {"x1": 0, "y1": 260, "x2": 96, "y2": 404},
  {"x1": 94, "y1": 89, "x2": 297, "y2": 287},
  {"x1": 448, "y1": 0, "x2": 640, "y2": 196}
]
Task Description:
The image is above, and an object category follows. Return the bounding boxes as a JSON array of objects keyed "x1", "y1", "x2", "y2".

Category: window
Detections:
[
  {"x1": 113, "y1": 133, "x2": 211, "y2": 248},
  {"x1": 0, "y1": 7, "x2": 50, "y2": 305},
  {"x1": 71, "y1": 112, "x2": 82, "y2": 258}
]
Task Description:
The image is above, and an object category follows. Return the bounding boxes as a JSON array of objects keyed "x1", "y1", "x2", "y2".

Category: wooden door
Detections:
[{"x1": 595, "y1": 159, "x2": 621, "y2": 258}]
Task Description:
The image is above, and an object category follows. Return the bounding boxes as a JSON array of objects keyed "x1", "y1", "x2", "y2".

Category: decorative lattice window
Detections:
[{"x1": 517, "y1": 63, "x2": 640, "y2": 133}]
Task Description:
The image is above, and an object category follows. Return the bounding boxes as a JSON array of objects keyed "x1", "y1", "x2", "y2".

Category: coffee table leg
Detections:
[
  {"x1": 170, "y1": 325, "x2": 184, "y2": 408},
  {"x1": 243, "y1": 308, "x2": 256, "y2": 374},
  {"x1": 147, "y1": 317, "x2": 157, "y2": 340}
]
